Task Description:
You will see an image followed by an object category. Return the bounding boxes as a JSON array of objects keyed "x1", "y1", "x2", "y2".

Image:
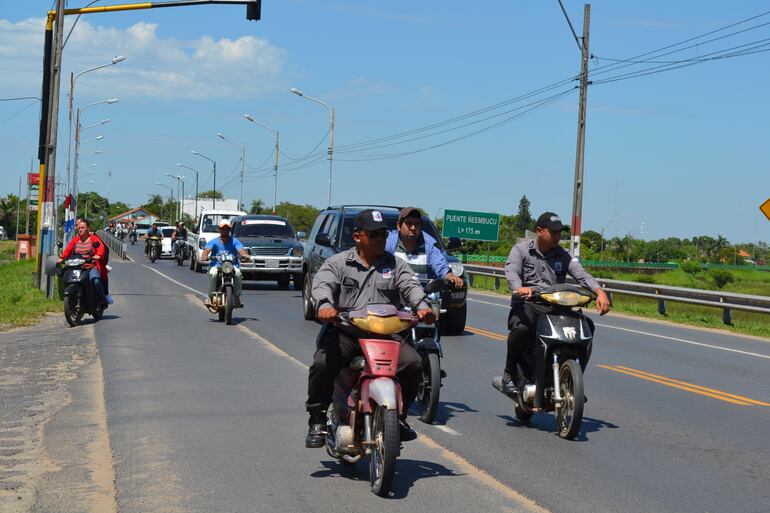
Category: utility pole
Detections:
[
  {"x1": 273, "y1": 130, "x2": 279, "y2": 213},
  {"x1": 570, "y1": 3, "x2": 590, "y2": 259},
  {"x1": 239, "y1": 145, "x2": 245, "y2": 210}
]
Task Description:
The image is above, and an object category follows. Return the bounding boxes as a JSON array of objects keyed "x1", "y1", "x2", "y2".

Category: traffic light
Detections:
[{"x1": 246, "y1": 0, "x2": 261, "y2": 20}]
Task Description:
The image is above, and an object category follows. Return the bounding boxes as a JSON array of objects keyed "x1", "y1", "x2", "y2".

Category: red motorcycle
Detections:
[{"x1": 325, "y1": 304, "x2": 417, "y2": 496}]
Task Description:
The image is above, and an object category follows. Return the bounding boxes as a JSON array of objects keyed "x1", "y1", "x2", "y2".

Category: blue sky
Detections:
[{"x1": 1, "y1": 1, "x2": 769, "y2": 244}]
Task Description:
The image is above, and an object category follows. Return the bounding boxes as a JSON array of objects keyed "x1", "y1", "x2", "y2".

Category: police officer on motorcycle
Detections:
[
  {"x1": 501, "y1": 212, "x2": 611, "y2": 395},
  {"x1": 305, "y1": 209, "x2": 435, "y2": 448}
]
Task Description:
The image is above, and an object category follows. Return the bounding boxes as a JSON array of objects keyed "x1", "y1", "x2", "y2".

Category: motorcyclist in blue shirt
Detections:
[
  {"x1": 386, "y1": 207, "x2": 464, "y2": 288},
  {"x1": 199, "y1": 219, "x2": 251, "y2": 308}
]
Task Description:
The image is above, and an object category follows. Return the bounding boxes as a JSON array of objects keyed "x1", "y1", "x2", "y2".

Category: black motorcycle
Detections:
[
  {"x1": 128, "y1": 229, "x2": 137, "y2": 245},
  {"x1": 60, "y1": 256, "x2": 105, "y2": 327},
  {"x1": 493, "y1": 284, "x2": 596, "y2": 440},
  {"x1": 406, "y1": 279, "x2": 450, "y2": 424},
  {"x1": 174, "y1": 237, "x2": 189, "y2": 266}
]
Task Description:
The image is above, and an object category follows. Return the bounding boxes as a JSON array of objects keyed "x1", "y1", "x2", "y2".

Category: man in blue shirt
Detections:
[
  {"x1": 200, "y1": 219, "x2": 251, "y2": 308},
  {"x1": 385, "y1": 207, "x2": 464, "y2": 288}
]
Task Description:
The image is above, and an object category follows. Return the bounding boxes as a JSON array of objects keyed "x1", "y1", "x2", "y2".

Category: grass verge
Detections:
[
  {"x1": 0, "y1": 258, "x2": 62, "y2": 331},
  {"x1": 0, "y1": 240, "x2": 16, "y2": 261},
  {"x1": 469, "y1": 275, "x2": 770, "y2": 339}
]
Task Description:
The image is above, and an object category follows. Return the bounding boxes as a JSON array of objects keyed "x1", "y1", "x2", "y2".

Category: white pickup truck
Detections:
[{"x1": 188, "y1": 209, "x2": 247, "y2": 272}]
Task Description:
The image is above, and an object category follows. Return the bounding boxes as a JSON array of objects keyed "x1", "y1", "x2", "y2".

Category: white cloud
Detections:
[{"x1": 0, "y1": 17, "x2": 286, "y2": 100}]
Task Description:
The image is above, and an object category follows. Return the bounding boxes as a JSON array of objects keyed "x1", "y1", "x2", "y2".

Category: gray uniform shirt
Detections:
[
  {"x1": 312, "y1": 247, "x2": 429, "y2": 314},
  {"x1": 505, "y1": 239, "x2": 601, "y2": 293}
]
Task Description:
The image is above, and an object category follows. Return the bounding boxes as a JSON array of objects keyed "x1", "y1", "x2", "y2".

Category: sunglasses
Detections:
[{"x1": 365, "y1": 229, "x2": 388, "y2": 240}]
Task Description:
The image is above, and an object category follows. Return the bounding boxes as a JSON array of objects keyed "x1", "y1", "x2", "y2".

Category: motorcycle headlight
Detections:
[
  {"x1": 449, "y1": 262, "x2": 464, "y2": 277},
  {"x1": 222, "y1": 261, "x2": 234, "y2": 274},
  {"x1": 540, "y1": 291, "x2": 592, "y2": 307},
  {"x1": 290, "y1": 245, "x2": 303, "y2": 257}
]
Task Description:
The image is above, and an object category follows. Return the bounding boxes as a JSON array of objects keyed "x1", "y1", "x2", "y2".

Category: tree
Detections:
[
  {"x1": 250, "y1": 199, "x2": 267, "y2": 214},
  {"x1": 198, "y1": 190, "x2": 224, "y2": 199},
  {"x1": 273, "y1": 202, "x2": 319, "y2": 234},
  {"x1": 514, "y1": 195, "x2": 533, "y2": 233}
]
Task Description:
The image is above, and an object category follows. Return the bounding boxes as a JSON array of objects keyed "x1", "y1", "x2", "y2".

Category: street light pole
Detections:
[
  {"x1": 156, "y1": 182, "x2": 174, "y2": 219},
  {"x1": 165, "y1": 173, "x2": 185, "y2": 220},
  {"x1": 217, "y1": 133, "x2": 245, "y2": 210},
  {"x1": 243, "y1": 114, "x2": 279, "y2": 213},
  {"x1": 192, "y1": 150, "x2": 216, "y2": 209},
  {"x1": 177, "y1": 163, "x2": 199, "y2": 219},
  {"x1": 290, "y1": 88, "x2": 334, "y2": 207}
]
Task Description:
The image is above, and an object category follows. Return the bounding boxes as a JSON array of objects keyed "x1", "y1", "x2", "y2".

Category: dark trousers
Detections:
[
  {"x1": 306, "y1": 324, "x2": 422, "y2": 416},
  {"x1": 505, "y1": 300, "x2": 555, "y2": 375}
]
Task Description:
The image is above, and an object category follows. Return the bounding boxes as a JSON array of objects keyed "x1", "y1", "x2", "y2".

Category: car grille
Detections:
[{"x1": 249, "y1": 246, "x2": 289, "y2": 256}]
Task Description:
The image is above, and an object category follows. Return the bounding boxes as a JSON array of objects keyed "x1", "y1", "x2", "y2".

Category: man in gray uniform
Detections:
[
  {"x1": 305, "y1": 209, "x2": 435, "y2": 448},
  {"x1": 501, "y1": 212, "x2": 611, "y2": 395}
]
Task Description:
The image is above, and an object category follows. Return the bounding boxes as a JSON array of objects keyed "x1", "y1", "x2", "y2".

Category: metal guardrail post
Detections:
[
  {"x1": 658, "y1": 299, "x2": 666, "y2": 315},
  {"x1": 494, "y1": 277, "x2": 500, "y2": 291},
  {"x1": 723, "y1": 308, "x2": 732, "y2": 325}
]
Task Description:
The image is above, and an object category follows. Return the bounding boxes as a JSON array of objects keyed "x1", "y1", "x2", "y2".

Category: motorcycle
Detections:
[
  {"x1": 203, "y1": 253, "x2": 240, "y2": 325},
  {"x1": 405, "y1": 279, "x2": 450, "y2": 424},
  {"x1": 146, "y1": 236, "x2": 161, "y2": 263},
  {"x1": 59, "y1": 256, "x2": 105, "y2": 327},
  {"x1": 128, "y1": 229, "x2": 137, "y2": 245},
  {"x1": 493, "y1": 284, "x2": 596, "y2": 440},
  {"x1": 116, "y1": 229, "x2": 125, "y2": 241},
  {"x1": 174, "y1": 237, "x2": 189, "y2": 266},
  {"x1": 325, "y1": 304, "x2": 419, "y2": 497}
]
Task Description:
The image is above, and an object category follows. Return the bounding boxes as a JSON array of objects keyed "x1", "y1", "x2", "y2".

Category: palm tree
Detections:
[{"x1": 250, "y1": 199, "x2": 266, "y2": 214}]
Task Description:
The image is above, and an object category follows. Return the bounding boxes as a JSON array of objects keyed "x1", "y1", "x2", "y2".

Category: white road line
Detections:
[
  {"x1": 434, "y1": 425, "x2": 461, "y2": 436},
  {"x1": 467, "y1": 297, "x2": 770, "y2": 360},
  {"x1": 598, "y1": 324, "x2": 770, "y2": 360},
  {"x1": 141, "y1": 264, "x2": 206, "y2": 298}
]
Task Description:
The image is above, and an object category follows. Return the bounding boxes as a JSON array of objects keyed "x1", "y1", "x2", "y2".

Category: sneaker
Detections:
[
  {"x1": 105, "y1": 295, "x2": 114, "y2": 305},
  {"x1": 234, "y1": 296, "x2": 244, "y2": 308},
  {"x1": 398, "y1": 417, "x2": 417, "y2": 441},
  {"x1": 305, "y1": 423, "x2": 326, "y2": 448}
]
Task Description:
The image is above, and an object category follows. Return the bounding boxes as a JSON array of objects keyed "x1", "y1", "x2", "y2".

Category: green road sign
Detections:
[{"x1": 443, "y1": 209, "x2": 500, "y2": 242}]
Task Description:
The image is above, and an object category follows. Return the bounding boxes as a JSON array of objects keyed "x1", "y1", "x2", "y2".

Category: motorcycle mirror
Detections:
[
  {"x1": 424, "y1": 278, "x2": 449, "y2": 294},
  {"x1": 56, "y1": 241, "x2": 63, "y2": 249},
  {"x1": 446, "y1": 237, "x2": 462, "y2": 252}
]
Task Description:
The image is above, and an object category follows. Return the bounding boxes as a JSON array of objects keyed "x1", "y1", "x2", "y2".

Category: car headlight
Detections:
[
  {"x1": 449, "y1": 262, "x2": 464, "y2": 277},
  {"x1": 290, "y1": 245, "x2": 303, "y2": 257}
]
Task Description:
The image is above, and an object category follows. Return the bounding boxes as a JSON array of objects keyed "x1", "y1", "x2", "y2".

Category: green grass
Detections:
[
  {"x1": 0, "y1": 258, "x2": 62, "y2": 330},
  {"x1": 0, "y1": 240, "x2": 15, "y2": 261},
  {"x1": 587, "y1": 267, "x2": 770, "y2": 296},
  {"x1": 469, "y1": 275, "x2": 770, "y2": 339}
]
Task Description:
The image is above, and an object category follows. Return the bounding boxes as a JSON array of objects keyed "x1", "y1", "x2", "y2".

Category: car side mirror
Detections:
[
  {"x1": 297, "y1": 231, "x2": 307, "y2": 240},
  {"x1": 315, "y1": 232, "x2": 332, "y2": 247},
  {"x1": 446, "y1": 237, "x2": 462, "y2": 252}
]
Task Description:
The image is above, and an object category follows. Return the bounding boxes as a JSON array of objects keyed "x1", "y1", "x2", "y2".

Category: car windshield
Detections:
[
  {"x1": 161, "y1": 228, "x2": 175, "y2": 237},
  {"x1": 201, "y1": 214, "x2": 234, "y2": 233},
  {"x1": 339, "y1": 213, "x2": 443, "y2": 250},
  {"x1": 234, "y1": 219, "x2": 294, "y2": 238}
]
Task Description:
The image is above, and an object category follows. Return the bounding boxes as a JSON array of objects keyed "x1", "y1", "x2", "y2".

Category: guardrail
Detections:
[
  {"x1": 457, "y1": 255, "x2": 770, "y2": 271},
  {"x1": 96, "y1": 230, "x2": 128, "y2": 261},
  {"x1": 463, "y1": 263, "x2": 770, "y2": 325}
]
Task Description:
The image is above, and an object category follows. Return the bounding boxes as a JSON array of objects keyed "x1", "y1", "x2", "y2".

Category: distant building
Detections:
[
  {"x1": 109, "y1": 207, "x2": 160, "y2": 226},
  {"x1": 182, "y1": 198, "x2": 240, "y2": 219}
]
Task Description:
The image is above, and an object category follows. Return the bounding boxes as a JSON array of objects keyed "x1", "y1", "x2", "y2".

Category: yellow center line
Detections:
[
  {"x1": 465, "y1": 325, "x2": 507, "y2": 341},
  {"x1": 599, "y1": 364, "x2": 768, "y2": 407}
]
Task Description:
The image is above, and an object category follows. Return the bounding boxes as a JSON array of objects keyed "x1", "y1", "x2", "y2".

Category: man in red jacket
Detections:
[{"x1": 58, "y1": 218, "x2": 108, "y2": 308}]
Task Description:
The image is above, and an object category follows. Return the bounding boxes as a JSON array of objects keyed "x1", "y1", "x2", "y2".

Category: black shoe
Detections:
[
  {"x1": 398, "y1": 417, "x2": 417, "y2": 441},
  {"x1": 234, "y1": 296, "x2": 244, "y2": 308},
  {"x1": 305, "y1": 423, "x2": 326, "y2": 448},
  {"x1": 501, "y1": 371, "x2": 518, "y2": 396}
]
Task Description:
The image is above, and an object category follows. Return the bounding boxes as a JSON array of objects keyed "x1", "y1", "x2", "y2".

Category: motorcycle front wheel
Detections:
[
  {"x1": 556, "y1": 359, "x2": 584, "y2": 440},
  {"x1": 224, "y1": 286, "x2": 234, "y2": 325},
  {"x1": 417, "y1": 352, "x2": 441, "y2": 424},
  {"x1": 63, "y1": 289, "x2": 82, "y2": 327},
  {"x1": 369, "y1": 405, "x2": 398, "y2": 497},
  {"x1": 176, "y1": 250, "x2": 183, "y2": 266},
  {"x1": 149, "y1": 246, "x2": 157, "y2": 263}
]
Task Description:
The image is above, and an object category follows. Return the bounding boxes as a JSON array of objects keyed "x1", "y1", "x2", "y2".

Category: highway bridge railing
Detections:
[
  {"x1": 96, "y1": 230, "x2": 128, "y2": 261},
  {"x1": 462, "y1": 263, "x2": 770, "y2": 325}
]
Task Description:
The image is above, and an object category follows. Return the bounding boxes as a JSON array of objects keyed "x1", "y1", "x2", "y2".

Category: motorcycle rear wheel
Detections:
[
  {"x1": 63, "y1": 293, "x2": 82, "y2": 327},
  {"x1": 369, "y1": 405, "x2": 398, "y2": 497},
  {"x1": 556, "y1": 359, "x2": 584, "y2": 440},
  {"x1": 417, "y1": 352, "x2": 441, "y2": 424}
]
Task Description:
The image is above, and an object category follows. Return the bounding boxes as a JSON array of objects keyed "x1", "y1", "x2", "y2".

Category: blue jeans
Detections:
[{"x1": 88, "y1": 268, "x2": 107, "y2": 305}]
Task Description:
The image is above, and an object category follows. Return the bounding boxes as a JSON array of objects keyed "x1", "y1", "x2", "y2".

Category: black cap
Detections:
[
  {"x1": 354, "y1": 209, "x2": 388, "y2": 231},
  {"x1": 398, "y1": 207, "x2": 421, "y2": 224},
  {"x1": 536, "y1": 212, "x2": 565, "y2": 231}
]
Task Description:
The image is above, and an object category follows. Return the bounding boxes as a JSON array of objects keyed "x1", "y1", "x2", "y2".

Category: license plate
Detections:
[
  {"x1": 265, "y1": 259, "x2": 279, "y2": 268},
  {"x1": 71, "y1": 270, "x2": 81, "y2": 279},
  {"x1": 451, "y1": 291, "x2": 466, "y2": 299}
]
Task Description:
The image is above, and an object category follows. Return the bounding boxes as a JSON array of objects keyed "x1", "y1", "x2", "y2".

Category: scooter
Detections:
[
  {"x1": 60, "y1": 256, "x2": 105, "y2": 327},
  {"x1": 325, "y1": 304, "x2": 418, "y2": 497},
  {"x1": 405, "y1": 279, "x2": 449, "y2": 424},
  {"x1": 493, "y1": 284, "x2": 596, "y2": 440}
]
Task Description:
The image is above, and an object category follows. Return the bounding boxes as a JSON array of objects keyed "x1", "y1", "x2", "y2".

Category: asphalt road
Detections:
[{"x1": 94, "y1": 245, "x2": 770, "y2": 513}]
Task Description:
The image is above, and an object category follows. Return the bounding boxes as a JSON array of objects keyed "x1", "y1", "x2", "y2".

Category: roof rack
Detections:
[{"x1": 331, "y1": 204, "x2": 403, "y2": 212}]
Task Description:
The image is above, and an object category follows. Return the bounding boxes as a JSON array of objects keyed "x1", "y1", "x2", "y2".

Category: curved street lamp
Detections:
[
  {"x1": 217, "y1": 132, "x2": 245, "y2": 209},
  {"x1": 243, "y1": 114, "x2": 279, "y2": 213},
  {"x1": 176, "y1": 163, "x2": 200, "y2": 219},
  {"x1": 192, "y1": 150, "x2": 217, "y2": 209},
  {"x1": 291, "y1": 87, "x2": 335, "y2": 207}
]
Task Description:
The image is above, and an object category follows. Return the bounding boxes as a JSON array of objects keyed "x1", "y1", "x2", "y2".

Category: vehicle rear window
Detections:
[
  {"x1": 161, "y1": 227, "x2": 175, "y2": 237},
  {"x1": 234, "y1": 219, "x2": 295, "y2": 238},
  {"x1": 201, "y1": 214, "x2": 235, "y2": 233},
  {"x1": 339, "y1": 213, "x2": 443, "y2": 249}
]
